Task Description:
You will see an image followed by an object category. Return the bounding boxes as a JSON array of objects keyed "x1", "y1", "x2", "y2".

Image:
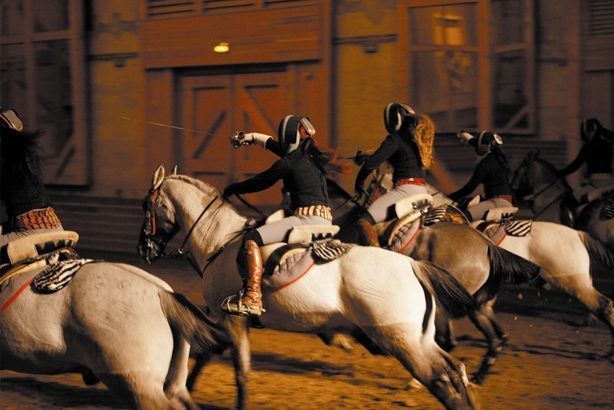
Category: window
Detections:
[
  {"x1": 403, "y1": 0, "x2": 534, "y2": 134},
  {"x1": 0, "y1": 0, "x2": 87, "y2": 184}
]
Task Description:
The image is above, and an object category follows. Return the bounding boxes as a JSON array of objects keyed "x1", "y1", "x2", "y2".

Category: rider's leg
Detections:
[
  {"x1": 222, "y1": 231, "x2": 264, "y2": 317},
  {"x1": 357, "y1": 211, "x2": 380, "y2": 247}
]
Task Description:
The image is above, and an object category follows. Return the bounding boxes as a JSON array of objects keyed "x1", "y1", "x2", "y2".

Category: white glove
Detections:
[
  {"x1": 247, "y1": 132, "x2": 272, "y2": 148},
  {"x1": 457, "y1": 130, "x2": 475, "y2": 144}
]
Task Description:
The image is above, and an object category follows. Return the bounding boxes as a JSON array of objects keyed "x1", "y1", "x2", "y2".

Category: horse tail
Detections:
[
  {"x1": 578, "y1": 231, "x2": 614, "y2": 272},
  {"x1": 410, "y1": 260, "x2": 476, "y2": 319},
  {"x1": 475, "y1": 241, "x2": 542, "y2": 305},
  {"x1": 158, "y1": 290, "x2": 226, "y2": 352},
  {"x1": 487, "y1": 241, "x2": 541, "y2": 284}
]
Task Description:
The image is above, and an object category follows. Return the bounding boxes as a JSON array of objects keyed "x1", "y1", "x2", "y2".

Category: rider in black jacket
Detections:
[
  {"x1": 1, "y1": 108, "x2": 63, "y2": 247},
  {"x1": 221, "y1": 115, "x2": 336, "y2": 317},
  {"x1": 558, "y1": 118, "x2": 614, "y2": 203},
  {"x1": 449, "y1": 130, "x2": 514, "y2": 221},
  {"x1": 353, "y1": 103, "x2": 435, "y2": 246}
]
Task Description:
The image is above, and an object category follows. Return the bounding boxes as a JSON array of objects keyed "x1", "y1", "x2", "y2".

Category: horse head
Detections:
[
  {"x1": 511, "y1": 151, "x2": 542, "y2": 199},
  {"x1": 138, "y1": 165, "x2": 181, "y2": 263}
]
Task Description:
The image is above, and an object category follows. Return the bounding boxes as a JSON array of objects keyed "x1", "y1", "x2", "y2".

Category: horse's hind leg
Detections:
[
  {"x1": 363, "y1": 325, "x2": 478, "y2": 409},
  {"x1": 467, "y1": 305, "x2": 506, "y2": 384},
  {"x1": 402, "y1": 344, "x2": 477, "y2": 409},
  {"x1": 99, "y1": 372, "x2": 173, "y2": 409},
  {"x1": 187, "y1": 351, "x2": 215, "y2": 391},
  {"x1": 434, "y1": 310, "x2": 457, "y2": 351},
  {"x1": 567, "y1": 284, "x2": 614, "y2": 357},
  {"x1": 165, "y1": 338, "x2": 198, "y2": 409}
]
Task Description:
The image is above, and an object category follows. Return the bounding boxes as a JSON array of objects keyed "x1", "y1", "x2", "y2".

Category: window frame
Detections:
[
  {"x1": 398, "y1": 0, "x2": 535, "y2": 135},
  {"x1": 0, "y1": 0, "x2": 88, "y2": 185}
]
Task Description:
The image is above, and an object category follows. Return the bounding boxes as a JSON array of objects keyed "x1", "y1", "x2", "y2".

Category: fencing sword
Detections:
[{"x1": 120, "y1": 116, "x2": 218, "y2": 137}]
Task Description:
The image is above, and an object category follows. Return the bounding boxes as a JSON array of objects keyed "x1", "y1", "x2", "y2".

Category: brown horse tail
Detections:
[
  {"x1": 410, "y1": 260, "x2": 476, "y2": 319},
  {"x1": 578, "y1": 231, "x2": 614, "y2": 273},
  {"x1": 159, "y1": 290, "x2": 227, "y2": 352}
]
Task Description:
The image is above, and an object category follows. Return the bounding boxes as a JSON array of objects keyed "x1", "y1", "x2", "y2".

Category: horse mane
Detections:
[{"x1": 166, "y1": 174, "x2": 220, "y2": 198}]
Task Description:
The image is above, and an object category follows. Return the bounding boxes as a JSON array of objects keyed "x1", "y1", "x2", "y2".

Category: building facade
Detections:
[{"x1": 1, "y1": 0, "x2": 613, "y2": 250}]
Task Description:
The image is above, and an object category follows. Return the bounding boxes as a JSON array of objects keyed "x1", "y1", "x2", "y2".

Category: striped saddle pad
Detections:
[{"x1": 32, "y1": 257, "x2": 94, "y2": 293}]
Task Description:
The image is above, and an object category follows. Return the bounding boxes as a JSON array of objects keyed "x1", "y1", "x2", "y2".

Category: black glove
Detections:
[
  {"x1": 353, "y1": 150, "x2": 369, "y2": 166},
  {"x1": 223, "y1": 183, "x2": 238, "y2": 198},
  {"x1": 354, "y1": 184, "x2": 366, "y2": 198}
]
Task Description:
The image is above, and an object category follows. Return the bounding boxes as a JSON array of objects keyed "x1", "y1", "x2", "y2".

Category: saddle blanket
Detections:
[
  {"x1": 262, "y1": 239, "x2": 352, "y2": 291},
  {"x1": 0, "y1": 257, "x2": 94, "y2": 312},
  {"x1": 478, "y1": 219, "x2": 532, "y2": 244},
  {"x1": 32, "y1": 258, "x2": 94, "y2": 293}
]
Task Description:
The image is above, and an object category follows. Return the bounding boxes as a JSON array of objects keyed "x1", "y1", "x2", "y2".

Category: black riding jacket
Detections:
[
  {"x1": 229, "y1": 138, "x2": 329, "y2": 210},
  {"x1": 1, "y1": 153, "x2": 51, "y2": 218},
  {"x1": 355, "y1": 133, "x2": 424, "y2": 190},
  {"x1": 449, "y1": 151, "x2": 512, "y2": 201},
  {"x1": 559, "y1": 136, "x2": 613, "y2": 177}
]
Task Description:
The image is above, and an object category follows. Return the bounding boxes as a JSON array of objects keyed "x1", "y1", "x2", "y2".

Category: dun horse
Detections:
[
  {"x1": 137, "y1": 165, "x2": 479, "y2": 410},
  {"x1": 326, "y1": 178, "x2": 541, "y2": 382}
]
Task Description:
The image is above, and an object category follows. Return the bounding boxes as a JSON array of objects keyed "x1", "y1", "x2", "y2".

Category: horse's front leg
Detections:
[
  {"x1": 226, "y1": 315, "x2": 252, "y2": 410},
  {"x1": 187, "y1": 351, "x2": 215, "y2": 391}
]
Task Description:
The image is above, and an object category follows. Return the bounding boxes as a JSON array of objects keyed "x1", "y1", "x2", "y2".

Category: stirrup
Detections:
[{"x1": 221, "y1": 290, "x2": 264, "y2": 317}]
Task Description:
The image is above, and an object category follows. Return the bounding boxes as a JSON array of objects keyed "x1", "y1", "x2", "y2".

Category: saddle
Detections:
[
  {"x1": 473, "y1": 217, "x2": 533, "y2": 244},
  {"x1": 256, "y1": 220, "x2": 351, "y2": 290},
  {"x1": 375, "y1": 194, "x2": 433, "y2": 248},
  {"x1": 0, "y1": 231, "x2": 92, "y2": 310},
  {"x1": 1, "y1": 230, "x2": 79, "y2": 269}
]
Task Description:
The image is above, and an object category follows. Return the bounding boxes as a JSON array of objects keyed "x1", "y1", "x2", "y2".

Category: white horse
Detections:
[
  {"x1": 427, "y1": 184, "x2": 614, "y2": 357},
  {"x1": 0, "y1": 249, "x2": 224, "y2": 409},
  {"x1": 137, "y1": 165, "x2": 479, "y2": 410}
]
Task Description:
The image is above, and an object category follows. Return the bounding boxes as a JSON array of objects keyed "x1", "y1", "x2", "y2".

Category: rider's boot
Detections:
[
  {"x1": 357, "y1": 217, "x2": 380, "y2": 247},
  {"x1": 222, "y1": 239, "x2": 264, "y2": 317}
]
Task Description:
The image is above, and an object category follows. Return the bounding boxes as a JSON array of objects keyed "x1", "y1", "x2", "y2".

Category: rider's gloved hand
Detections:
[
  {"x1": 230, "y1": 131, "x2": 253, "y2": 148},
  {"x1": 457, "y1": 130, "x2": 475, "y2": 144},
  {"x1": 353, "y1": 150, "x2": 369, "y2": 165},
  {"x1": 223, "y1": 183, "x2": 239, "y2": 198}
]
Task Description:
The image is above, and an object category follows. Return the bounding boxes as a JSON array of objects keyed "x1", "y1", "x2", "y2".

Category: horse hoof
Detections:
[
  {"x1": 329, "y1": 334, "x2": 354, "y2": 352},
  {"x1": 81, "y1": 369, "x2": 99, "y2": 385},
  {"x1": 406, "y1": 378, "x2": 424, "y2": 390},
  {"x1": 471, "y1": 374, "x2": 485, "y2": 385}
]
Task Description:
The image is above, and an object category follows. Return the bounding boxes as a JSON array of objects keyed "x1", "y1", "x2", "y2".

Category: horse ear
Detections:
[
  {"x1": 172, "y1": 165, "x2": 178, "y2": 175},
  {"x1": 153, "y1": 165, "x2": 165, "y2": 190}
]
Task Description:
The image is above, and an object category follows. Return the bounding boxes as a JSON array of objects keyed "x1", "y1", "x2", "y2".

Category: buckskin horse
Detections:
[
  {"x1": 137, "y1": 165, "x2": 479, "y2": 410},
  {"x1": 324, "y1": 178, "x2": 541, "y2": 383}
]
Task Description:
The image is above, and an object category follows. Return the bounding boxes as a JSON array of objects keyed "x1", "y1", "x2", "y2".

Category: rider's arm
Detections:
[
  {"x1": 354, "y1": 136, "x2": 397, "y2": 191},
  {"x1": 449, "y1": 162, "x2": 486, "y2": 201},
  {"x1": 228, "y1": 158, "x2": 288, "y2": 194}
]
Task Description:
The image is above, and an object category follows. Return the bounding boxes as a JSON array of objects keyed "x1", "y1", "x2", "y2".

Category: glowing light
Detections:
[{"x1": 213, "y1": 42, "x2": 230, "y2": 53}]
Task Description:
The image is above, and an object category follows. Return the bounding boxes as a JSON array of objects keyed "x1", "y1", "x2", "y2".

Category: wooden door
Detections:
[{"x1": 180, "y1": 71, "x2": 291, "y2": 206}]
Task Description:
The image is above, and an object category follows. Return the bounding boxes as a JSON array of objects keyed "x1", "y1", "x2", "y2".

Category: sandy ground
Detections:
[{"x1": 1, "y1": 253, "x2": 612, "y2": 410}]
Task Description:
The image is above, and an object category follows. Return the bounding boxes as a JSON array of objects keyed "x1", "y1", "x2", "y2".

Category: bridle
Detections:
[
  {"x1": 513, "y1": 157, "x2": 566, "y2": 218},
  {"x1": 142, "y1": 182, "x2": 221, "y2": 270},
  {"x1": 142, "y1": 181, "x2": 255, "y2": 277}
]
